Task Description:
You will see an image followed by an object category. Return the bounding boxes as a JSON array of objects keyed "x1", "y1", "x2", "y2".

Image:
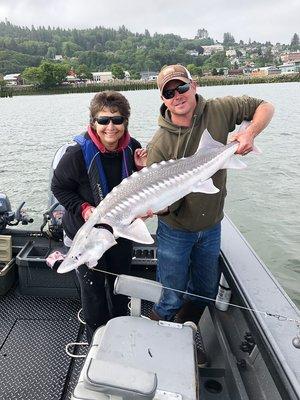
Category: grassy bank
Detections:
[
  {"x1": 6, "y1": 73, "x2": 300, "y2": 96},
  {"x1": 198, "y1": 73, "x2": 300, "y2": 87}
]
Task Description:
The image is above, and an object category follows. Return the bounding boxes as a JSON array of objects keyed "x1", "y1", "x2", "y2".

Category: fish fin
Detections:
[
  {"x1": 192, "y1": 178, "x2": 219, "y2": 194},
  {"x1": 86, "y1": 259, "x2": 99, "y2": 269},
  {"x1": 57, "y1": 257, "x2": 81, "y2": 274},
  {"x1": 196, "y1": 129, "x2": 224, "y2": 153},
  {"x1": 251, "y1": 145, "x2": 262, "y2": 155},
  {"x1": 222, "y1": 155, "x2": 247, "y2": 169},
  {"x1": 114, "y1": 219, "x2": 154, "y2": 244}
]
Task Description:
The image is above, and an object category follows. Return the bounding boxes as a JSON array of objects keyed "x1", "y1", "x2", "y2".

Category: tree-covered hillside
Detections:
[
  {"x1": 0, "y1": 21, "x2": 298, "y2": 76},
  {"x1": 0, "y1": 21, "x2": 215, "y2": 75}
]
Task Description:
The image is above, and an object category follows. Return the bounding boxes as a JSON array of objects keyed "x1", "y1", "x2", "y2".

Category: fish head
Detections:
[{"x1": 57, "y1": 227, "x2": 117, "y2": 274}]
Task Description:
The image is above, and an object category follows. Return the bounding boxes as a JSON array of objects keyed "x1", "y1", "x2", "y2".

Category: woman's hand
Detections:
[
  {"x1": 81, "y1": 204, "x2": 95, "y2": 221},
  {"x1": 134, "y1": 148, "x2": 147, "y2": 170}
]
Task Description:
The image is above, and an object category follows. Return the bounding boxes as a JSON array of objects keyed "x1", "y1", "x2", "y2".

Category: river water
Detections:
[{"x1": 0, "y1": 82, "x2": 299, "y2": 306}]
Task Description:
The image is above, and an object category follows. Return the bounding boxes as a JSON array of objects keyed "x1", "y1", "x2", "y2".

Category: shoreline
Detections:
[{"x1": 2, "y1": 73, "x2": 300, "y2": 97}]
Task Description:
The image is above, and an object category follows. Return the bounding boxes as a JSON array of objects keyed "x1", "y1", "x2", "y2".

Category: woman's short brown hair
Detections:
[{"x1": 90, "y1": 91, "x2": 130, "y2": 131}]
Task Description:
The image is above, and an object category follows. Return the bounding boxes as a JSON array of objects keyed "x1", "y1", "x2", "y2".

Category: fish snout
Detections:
[{"x1": 57, "y1": 226, "x2": 117, "y2": 273}]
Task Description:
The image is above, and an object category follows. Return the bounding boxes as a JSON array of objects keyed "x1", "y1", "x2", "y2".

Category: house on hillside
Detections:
[
  {"x1": 280, "y1": 51, "x2": 300, "y2": 63},
  {"x1": 226, "y1": 49, "x2": 237, "y2": 57},
  {"x1": 186, "y1": 50, "x2": 199, "y2": 57},
  {"x1": 202, "y1": 45, "x2": 224, "y2": 55},
  {"x1": 3, "y1": 74, "x2": 23, "y2": 85}
]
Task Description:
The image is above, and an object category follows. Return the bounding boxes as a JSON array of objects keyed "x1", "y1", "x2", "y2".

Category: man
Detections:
[{"x1": 147, "y1": 64, "x2": 274, "y2": 327}]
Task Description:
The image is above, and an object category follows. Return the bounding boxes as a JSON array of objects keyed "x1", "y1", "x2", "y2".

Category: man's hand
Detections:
[
  {"x1": 134, "y1": 148, "x2": 147, "y2": 170},
  {"x1": 228, "y1": 130, "x2": 254, "y2": 156}
]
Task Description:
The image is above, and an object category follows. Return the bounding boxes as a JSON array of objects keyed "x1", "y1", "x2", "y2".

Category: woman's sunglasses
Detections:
[
  {"x1": 162, "y1": 83, "x2": 190, "y2": 99},
  {"x1": 94, "y1": 116, "x2": 125, "y2": 125}
]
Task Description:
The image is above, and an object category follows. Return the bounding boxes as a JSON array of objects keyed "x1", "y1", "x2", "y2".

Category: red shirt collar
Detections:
[{"x1": 87, "y1": 125, "x2": 131, "y2": 153}]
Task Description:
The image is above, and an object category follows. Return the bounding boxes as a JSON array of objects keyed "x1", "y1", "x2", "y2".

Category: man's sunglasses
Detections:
[
  {"x1": 162, "y1": 83, "x2": 190, "y2": 99},
  {"x1": 94, "y1": 116, "x2": 125, "y2": 125}
]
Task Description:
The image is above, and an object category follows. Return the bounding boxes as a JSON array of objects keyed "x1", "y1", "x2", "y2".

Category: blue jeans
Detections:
[{"x1": 154, "y1": 219, "x2": 221, "y2": 320}]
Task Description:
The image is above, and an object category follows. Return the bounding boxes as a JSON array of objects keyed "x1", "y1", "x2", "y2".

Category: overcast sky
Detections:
[{"x1": 0, "y1": 0, "x2": 299, "y2": 45}]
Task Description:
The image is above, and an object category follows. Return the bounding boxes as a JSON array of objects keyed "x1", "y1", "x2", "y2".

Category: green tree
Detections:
[
  {"x1": 76, "y1": 64, "x2": 92, "y2": 80},
  {"x1": 22, "y1": 66, "x2": 43, "y2": 85},
  {"x1": 22, "y1": 61, "x2": 69, "y2": 88},
  {"x1": 111, "y1": 64, "x2": 125, "y2": 79},
  {"x1": 62, "y1": 41, "x2": 82, "y2": 57},
  {"x1": 129, "y1": 69, "x2": 141, "y2": 80},
  {"x1": 186, "y1": 64, "x2": 202, "y2": 77},
  {"x1": 203, "y1": 51, "x2": 230, "y2": 71},
  {"x1": 290, "y1": 33, "x2": 300, "y2": 50},
  {"x1": 223, "y1": 32, "x2": 235, "y2": 46},
  {"x1": 196, "y1": 28, "x2": 209, "y2": 39},
  {"x1": 46, "y1": 46, "x2": 56, "y2": 59},
  {"x1": 39, "y1": 61, "x2": 69, "y2": 87}
]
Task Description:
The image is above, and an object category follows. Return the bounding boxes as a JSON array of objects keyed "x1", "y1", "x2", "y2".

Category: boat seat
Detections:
[{"x1": 72, "y1": 275, "x2": 199, "y2": 400}]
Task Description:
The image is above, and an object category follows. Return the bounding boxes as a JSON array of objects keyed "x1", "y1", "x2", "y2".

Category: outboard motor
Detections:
[
  {"x1": 40, "y1": 195, "x2": 65, "y2": 241},
  {"x1": 41, "y1": 141, "x2": 75, "y2": 241},
  {"x1": 0, "y1": 193, "x2": 33, "y2": 233}
]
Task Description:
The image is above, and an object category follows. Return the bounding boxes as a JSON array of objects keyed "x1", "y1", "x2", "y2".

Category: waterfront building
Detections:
[
  {"x1": 140, "y1": 71, "x2": 159, "y2": 81},
  {"x1": 3, "y1": 74, "x2": 23, "y2": 85},
  {"x1": 278, "y1": 62, "x2": 300, "y2": 74},
  {"x1": 251, "y1": 66, "x2": 281, "y2": 77},
  {"x1": 91, "y1": 72, "x2": 113, "y2": 83}
]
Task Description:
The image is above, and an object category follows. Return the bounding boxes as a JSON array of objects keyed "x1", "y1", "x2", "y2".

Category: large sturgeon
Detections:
[{"x1": 57, "y1": 128, "x2": 254, "y2": 273}]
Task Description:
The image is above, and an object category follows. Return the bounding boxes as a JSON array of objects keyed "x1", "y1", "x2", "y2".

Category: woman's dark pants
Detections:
[{"x1": 76, "y1": 238, "x2": 133, "y2": 343}]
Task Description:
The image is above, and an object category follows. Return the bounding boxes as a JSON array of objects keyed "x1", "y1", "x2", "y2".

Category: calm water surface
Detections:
[{"x1": 0, "y1": 82, "x2": 299, "y2": 306}]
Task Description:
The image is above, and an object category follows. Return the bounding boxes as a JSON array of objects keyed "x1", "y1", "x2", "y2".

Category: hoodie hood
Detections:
[
  {"x1": 158, "y1": 94, "x2": 207, "y2": 135},
  {"x1": 157, "y1": 94, "x2": 207, "y2": 159}
]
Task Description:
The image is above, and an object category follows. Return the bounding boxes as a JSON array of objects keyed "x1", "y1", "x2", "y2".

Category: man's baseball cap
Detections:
[{"x1": 157, "y1": 64, "x2": 192, "y2": 93}]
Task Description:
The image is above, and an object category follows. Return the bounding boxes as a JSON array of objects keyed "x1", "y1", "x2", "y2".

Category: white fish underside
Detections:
[{"x1": 57, "y1": 130, "x2": 247, "y2": 273}]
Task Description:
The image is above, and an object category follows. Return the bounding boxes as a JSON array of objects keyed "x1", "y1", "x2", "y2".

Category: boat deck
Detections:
[
  {"x1": 0, "y1": 219, "x2": 299, "y2": 400},
  {"x1": 0, "y1": 286, "x2": 83, "y2": 399},
  {"x1": 0, "y1": 284, "x2": 210, "y2": 400}
]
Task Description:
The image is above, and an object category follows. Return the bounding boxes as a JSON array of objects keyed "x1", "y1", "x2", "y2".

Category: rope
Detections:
[{"x1": 91, "y1": 267, "x2": 300, "y2": 326}]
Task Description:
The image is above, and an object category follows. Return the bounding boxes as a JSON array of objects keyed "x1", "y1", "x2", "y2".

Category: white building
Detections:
[
  {"x1": 186, "y1": 50, "x2": 199, "y2": 57},
  {"x1": 92, "y1": 72, "x2": 113, "y2": 83},
  {"x1": 3, "y1": 74, "x2": 22, "y2": 85},
  {"x1": 278, "y1": 62, "x2": 300, "y2": 74},
  {"x1": 140, "y1": 71, "x2": 158, "y2": 81},
  {"x1": 226, "y1": 49, "x2": 237, "y2": 57},
  {"x1": 202, "y1": 45, "x2": 224, "y2": 55},
  {"x1": 230, "y1": 58, "x2": 240, "y2": 66}
]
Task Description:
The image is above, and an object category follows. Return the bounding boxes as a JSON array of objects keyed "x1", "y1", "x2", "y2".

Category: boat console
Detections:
[{"x1": 72, "y1": 275, "x2": 198, "y2": 400}]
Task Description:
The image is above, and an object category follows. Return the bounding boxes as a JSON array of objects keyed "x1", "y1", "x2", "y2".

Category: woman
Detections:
[{"x1": 51, "y1": 91, "x2": 146, "y2": 343}]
